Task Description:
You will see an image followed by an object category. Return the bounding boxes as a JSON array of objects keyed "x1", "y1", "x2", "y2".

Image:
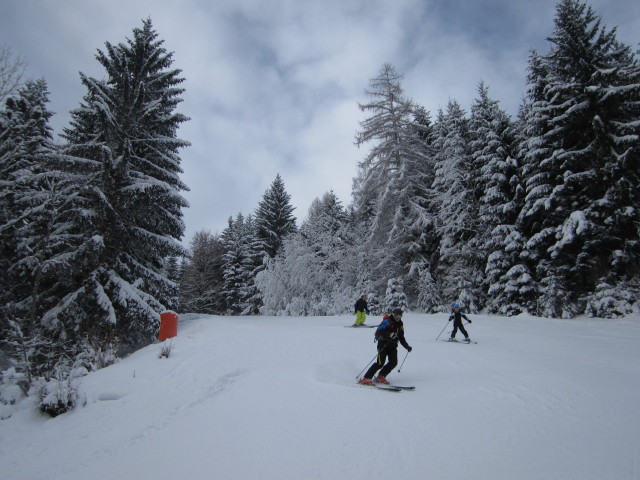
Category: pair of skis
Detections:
[
  {"x1": 357, "y1": 381, "x2": 415, "y2": 392},
  {"x1": 442, "y1": 338, "x2": 478, "y2": 344},
  {"x1": 345, "y1": 324, "x2": 376, "y2": 328}
]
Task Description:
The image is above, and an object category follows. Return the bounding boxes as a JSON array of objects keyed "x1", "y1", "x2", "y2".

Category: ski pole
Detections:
[
  {"x1": 355, "y1": 341, "x2": 392, "y2": 380},
  {"x1": 356, "y1": 351, "x2": 379, "y2": 380},
  {"x1": 397, "y1": 350, "x2": 410, "y2": 373},
  {"x1": 435, "y1": 318, "x2": 450, "y2": 341}
]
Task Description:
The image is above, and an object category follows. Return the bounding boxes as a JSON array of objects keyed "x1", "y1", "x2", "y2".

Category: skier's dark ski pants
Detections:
[
  {"x1": 364, "y1": 343, "x2": 397, "y2": 379},
  {"x1": 451, "y1": 319, "x2": 468, "y2": 339}
]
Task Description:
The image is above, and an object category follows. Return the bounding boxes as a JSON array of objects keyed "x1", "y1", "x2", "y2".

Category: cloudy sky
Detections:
[{"x1": 1, "y1": 0, "x2": 638, "y2": 245}]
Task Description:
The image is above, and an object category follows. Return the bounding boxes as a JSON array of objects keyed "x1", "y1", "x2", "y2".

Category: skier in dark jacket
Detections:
[
  {"x1": 353, "y1": 295, "x2": 370, "y2": 326},
  {"x1": 448, "y1": 304, "x2": 472, "y2": 342},
  {"x1": 359, "y1": 308, "x2": 412, "y2": 386}
]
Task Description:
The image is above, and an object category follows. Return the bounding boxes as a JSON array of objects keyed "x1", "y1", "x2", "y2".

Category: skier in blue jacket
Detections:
[
  {"x1": 359, "y1": 308, "x2": 412, "y2": 386},
  {"x1": 448, "y1": 304, "x2": 472, "y2": 342}
]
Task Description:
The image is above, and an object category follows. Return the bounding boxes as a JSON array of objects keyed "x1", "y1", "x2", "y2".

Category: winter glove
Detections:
[
  {"x1": 407, "y1": 346, "x2": 412, "y2": 352},
  {"x1": 468, "y1": 320, "x2": 472, "y2": 323}
]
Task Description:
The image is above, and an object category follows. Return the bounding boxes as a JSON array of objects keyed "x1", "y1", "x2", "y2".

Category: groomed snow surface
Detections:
[{"x1": 1, "y1": 312, "x2": 639, "y2": 480}]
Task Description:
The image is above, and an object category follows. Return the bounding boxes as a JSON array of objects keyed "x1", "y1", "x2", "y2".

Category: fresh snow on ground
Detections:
[{"x1": 1, "y1": 312, "x2": 639, "y2": 480}]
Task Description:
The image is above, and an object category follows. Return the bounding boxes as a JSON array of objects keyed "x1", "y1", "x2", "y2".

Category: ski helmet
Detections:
[{"x1": 391, "y1": 308, "x2": 403, "y2": 316}]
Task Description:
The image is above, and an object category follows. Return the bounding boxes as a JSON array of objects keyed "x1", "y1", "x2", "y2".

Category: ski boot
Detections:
[{"x1": 374, "y1": 375, "x2": 390, "y2": 385}]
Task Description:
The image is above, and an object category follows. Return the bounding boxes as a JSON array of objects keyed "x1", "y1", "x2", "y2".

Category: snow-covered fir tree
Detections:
[
  {"x1": 470, "y1": 83, "x2": 516, "y2": 260},
  {"x1": 165, "y1": 256, "x2": 181, "y2": 284},
  {"x1": 0, "y1": 79, "x2": 88, "y2": 383},
  {"x1": 255, "y1": 174, "x2": 297, "y2": 259},
  {"x1": 382, "y1": 277, "x2": 408, "y2": 314},
  {"x1": 299, "y1": 191, "x2": 350, "y2": 290},
  {"x1": 468, "y1": 82, "x2": 522, "y2": 313},
  {"x1": 300, "y1": 191, "x2": 358, "y2": 313},
  {"x1": 0, "y1": 80, "x2": 56, "y2": 316},
  {"x1": 180, "y1": 230, "x2": 225, "y2": 314},
  {"x1": 222, "y1": 214, "x2": 264, "y2": 315},
  {"x1": 486, "y1": 225, "x2": 538, "y2": 315},
  {"x1": 255, "y1": 234, "x2": 312, "y2": 316},
  {"x1": 518, "y1": 0, "x2": 640, "y2": 317},
  {"x1": 483, "y1": 98, "x2": 534, "y2": 316},
  {"x1": 431, "y1": 100, "x2": 479, "y2": 308},
  {"x1": 58, "y1": 19, "x2": 190, "y2": 347}
]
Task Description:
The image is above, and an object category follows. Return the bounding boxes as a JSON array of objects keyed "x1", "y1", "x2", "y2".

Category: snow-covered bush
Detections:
[
  {"x1": 158, "y1": 340, "x2": 174, "y2": 359},
  {"x1": 585, "y1": 282, "x2": 635, "y2": 319},
  {"x1": 74, "y1": 340, "x2": 119, "y2": 371},
  {"x1": 33, "y1": 363, "x2": 86, "y2": 417},
  {"x1": 0, "y1": 368, "x2": 27, "y2": 420}
]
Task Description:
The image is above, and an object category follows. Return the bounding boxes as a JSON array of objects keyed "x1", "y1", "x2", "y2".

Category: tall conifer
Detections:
[
  {"x1": 59, "y1": 19, "x2": 190, "y2": 346},
  {"x1": 520, "y1": 0, "x2": 640, "y2": 317},
  {"x1": 254, "y1": 174, "x2": 297, "y2": 259}
]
